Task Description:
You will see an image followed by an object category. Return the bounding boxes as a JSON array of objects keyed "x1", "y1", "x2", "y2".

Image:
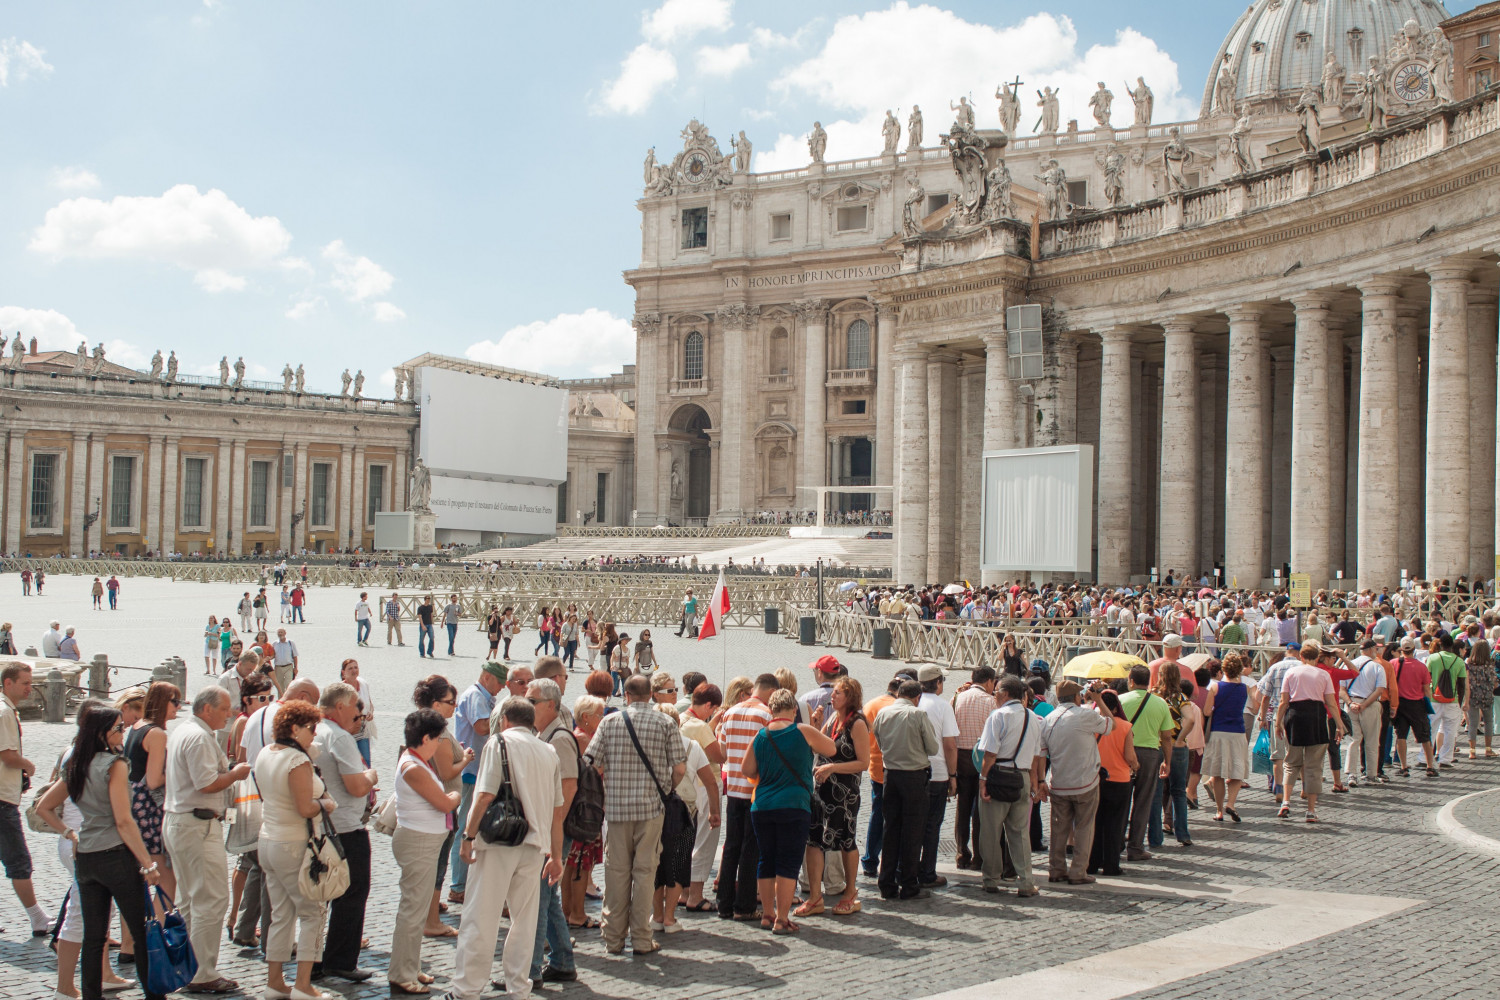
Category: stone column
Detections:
[
  {"x1": 926, "y1": 350, "x2": 959, "y2": 583},
  {"x1": 161, "y1": 436, "x2": 179, "y2": 558},
  {"x1": 895, "y1": 344, "x2": 930, "y2": 585},
  {"x1": 69, "y1": 431, "x2": 88, "y2": 556},
  {"x1": 1290, "y1": 292, "x2": 1333, "y2": 586},
  {"x1": 982, "y1": 330, "x2": 1018, "y2": 453},
  {"x1": 214, "y1": 440, "x2": 232, "y2": 555},
  {"x1": 1396, "y1": 306, "x2": 1423, "y2": 576},
  {"x1": 4, "y1": 431, "x2": 24, "y2": 555},
  {"x1": 1356, "y1": 277, "x2": 1402, "y2": 590},
  {"x1": 1326, "y1": 326, "x2": 1347, "y2": 579},
  {"x1": 1344, "y1": 332, "x2": 1361, "y2": 576},
  {"x1": 393, "y1": 446, "x2": 408, "y2": 513},
  {"x1": 1159, "y1": 318, "x2": 1200, "y2": 582},
  {"x1": 1097, "y1": 328, "x2": 1134, "y2": 585},
  {"x1": 278, "y1": 447, "x2": 294, "y2": 554},
  {"x1": 1223, "y1": 305, "x2": 1265, "y2": 588},
  {"x1": 339, "y1": 444, "x2": 355, "y2": 551},
  {"x1": 1426, "y1": 260, "x2": 1472, "y2": 581},
  {"x1": 958, "y1": 358, "x2": 984, "y2": 582},
  {"x1": 1197, "y1": 351, "x2": 1220, "y2": 574},
  {"x1": 1469, "y1": 284, "x2": 1497, "y2": 581},
  {"x1": 632, "y1": 314, "x2": 662, "y2": 525},
  {"x1": 1269, "y1": 347, "x2": 1293, "y2": 572},
  {"x1": 229, "y1": 439, "x2": 246, "y2": 556},
  {"x1": 351, "y1": 444, "x2": 366, "y2": 550},
  {"x1": 798, "y1": 300, "x2": 829, "y2": 496},
  {"x1": 293, "y1": 442, "x2": 309, "y2": 552},
  {"x1": 714, "y1": 306, "x2": 753, "y2": 522},
  {"x1": 1050, "y1": 337, "x2": 1079, "y2": 445},
  {"x1": 145, "y1": 435, "x2": 164, "y2": 554},
  {"x1": 86, "y1": 434, "x2": 105, "y2": 556},
  {"x1": 874, "y1": 304, "x2": 897, "y2": 493}
]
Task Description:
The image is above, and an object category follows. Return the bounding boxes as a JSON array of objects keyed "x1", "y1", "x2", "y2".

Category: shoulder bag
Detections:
[
  {"x1": 24, "y1": 752, "x2": 64, "y2": 834},
  {"x1": 144, "y1": 887, "x2": 198, "y2": 994},
  {"x1": 761, "y1": 724, "x2": 826, "y2": 825},
  {"x1": 477, "y1": 736, "x2": 530, "y2": 847},
  {"x1": 621, "y1": 710, "x2": 693, "y2": 845},
  {"x1": 298, "y1": 809, "x2": 350, "y2": 901},
  {"x1": 983, "y1": 708, "x2": 1031, "y2": 803},
  {"x1": 562, "y1": 730, "x2": 605, "y2": 843},
  {"x1": 1129, "y1": 691, "x2": 1153, "y2": 726}
]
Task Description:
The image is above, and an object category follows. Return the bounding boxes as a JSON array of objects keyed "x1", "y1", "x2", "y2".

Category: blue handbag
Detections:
[
  {"x1": 1250, "y1": 728, "x2": 1274, "y2": 776},
  {"x1": 144, "y1": 886, "x2": 197, "y2": 994}
]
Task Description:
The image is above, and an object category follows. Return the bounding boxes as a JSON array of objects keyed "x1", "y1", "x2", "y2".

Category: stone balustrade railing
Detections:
[
  {"x1": 554, "y1": 524, "x2": 792, "y2": 538},
  {"x1": 0, "y1": 368, "x2": 411, "y2": 414}
]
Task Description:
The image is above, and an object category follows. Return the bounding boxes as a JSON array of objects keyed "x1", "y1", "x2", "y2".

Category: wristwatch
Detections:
[{"x1": 463, "y1": 835, "x2": 476, "y2": 842}]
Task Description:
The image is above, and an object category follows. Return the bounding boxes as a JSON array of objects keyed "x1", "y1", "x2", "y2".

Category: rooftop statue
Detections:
[
  {"x1": 1035, "y1": 86, "x2": 1061, "y2": 134},
  {"x1": 996, "y1": 81, "x2": 1022, "y2": 136},
  {"x1": 907, "y1": 105, "x2": 923, "y2": 149},
  {"x1": 808, "y1": 121, "x2": 827, "y2": 164},
  {"x1": 881, "y1": 110, "x2": 901, "y2": 154},
  {"x1": 1089, "y1": 82, "x2": 1114, "y2": 128},
  {"x1": 1126, "y1": 77, "x2": 1153, "y2": 126}
]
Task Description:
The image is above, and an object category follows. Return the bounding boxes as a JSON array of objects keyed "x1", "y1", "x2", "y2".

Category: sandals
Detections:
[
  {"x1": 683, "y1": 900, "x2": 715, "y2": 912},
  {"x1": 1226, "y1": 807, "x2": 1241, "y2": 823},
  {"x1": 1486, "y1": 749, "x2": 1497, "y2": 758},
  {"x1": 1213, "y1": 813, "x2": 1224, "y2": 822},
  {"x1": 567, "y1": 916, "x2": 601, "y2": 929},
  {"x1": 422, "y1": 925, "x2": 458, "y2": 938},
  {"x1": 771, "y1": 920, "x2": 800, "y2": 935},
  {"x1": 831, "y1": 899, "x2": 861, "y2": 915},
  {"x1": 1426, "y1": 767, "x2": 1440, "y2": 777},
  {"x1": 792, "y1": 900, "x2": 825, "y2": 917}
]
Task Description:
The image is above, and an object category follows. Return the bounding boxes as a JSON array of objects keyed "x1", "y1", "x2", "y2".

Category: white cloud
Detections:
[
  {"x1": 757, "y1": 4, "x2": 1189, "y2": 169},
  {"x1": 321, "y1": 239, "x2": 394, "y2": 302},
  {"x1": 30, "y1": 184, "x2": 293, "y2": 291},
  {"x1": 642, "y1": 0, "x2": 731, "y2": 45},
  {"x1": 285, "y1": 296, "x2": 325, "y2": 320},
  {"x1": 602, "y1": 44, "x2": 677, "y2": 115},
  {"x1": 0, "y1": 306, "x2": 79, "y2": 347},
  {"x1": 102, "y1": 338, "x2": 149, "y2": 369},
  {"x1": 50, "y1": 166, "x2": 100, "y2": 193},
  {"x1": 696, "y1": 42, "x2": 751, "y2": 77},
  {"x1": 373, "y1": 301, "x2": 406, "y2": 323},
  {"x1": 465, "y1": 308, "x2": 635, "y2": 379},
  {"x1": 0, "y1": 38, "x2": 52, "y2": 87}
]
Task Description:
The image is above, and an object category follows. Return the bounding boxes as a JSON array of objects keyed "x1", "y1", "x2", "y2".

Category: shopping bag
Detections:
[
  {"x1": 1250, "y1": 728, "x2": 1274, "y2": 776},
  {"x1": 224, "y1": 777, "x2": 262, "y2": 854},
  {"x1": 145, "y1": 887, "x2": 198, "y2": 994}
]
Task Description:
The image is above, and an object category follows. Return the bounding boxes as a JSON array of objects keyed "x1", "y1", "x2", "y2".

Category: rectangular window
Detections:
[
  {"x1": 770, "y1": 212, "x2": 791, "y2": 241},
  {"x1": 182, "y1": 458, "x2": 206, "y2": 527},
  {"x1": 109, "y1": 455, "x2": 135, "y2": 529},
  {"x1": 556, "y1": 481, "x2": 568, "y2": 524},
  {"x1": 926, "y1": 193, "x2": 950, "y2": 215},
  {"x1": 1066, "y1": 180, "x2": 1089, "y2": 208},
  {"x1": 1479, "y1": 69, "x2": 1495, "y2": 91},
  {"x1": 596, "y1": 472, "x2": 608, "y2": 523},
  {"x1": 311, "y1": 462, "x2": 331, "y2": 526},
  {"x1": 249, "y1": 461, "x2": 270, "y2": 527},
  {"x1": 282, "y1": 453, "x2": 295, "y2": 486},
  {"x1": 1481, "y1": 32, "x2": 1491, "y2": 47},
  {"x1": 841, "y1": 399, "x2": 868, "y2": 415},
  {"x1": 836, "y1": 205, "x2": 868, "y2": 232},
  {"x1": 366, "y1": 465, "x2": 385, "y2": 524},
  {"x1": 29, "y1": 453, "x2": 56, "y2": 529},
  {"x1": 681, "y1": 207, "x2": 708, "y2": 249}
]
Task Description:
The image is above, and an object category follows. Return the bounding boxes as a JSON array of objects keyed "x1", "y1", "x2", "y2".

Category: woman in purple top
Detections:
[{"x1": 1200, "y1": 652, "x2": 1251, "y2": 822}]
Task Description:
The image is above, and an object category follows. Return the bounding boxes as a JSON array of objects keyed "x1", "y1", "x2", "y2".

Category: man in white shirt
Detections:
[
  {"x1": 270, "y1": 628, "x2": 299, "y2": 694},
  {"x1": 915, "y1": 665, "x2": 959, "y2": 888},
  {"x1": 976, "y1": 676, "x2": 1044, "y2": 897},
  {"x1": 353, "y1": 592, "x2": 373, "y2": 647},
  {"x1": 1343, "y1": 639, "x2": 1387, "y2": 786},
  {"x1": 41, "y1": 621, "x2": 62, "y2": 658},
  {"x1": 452, "y1": 697, "x2": 566, "y2": 1000}
]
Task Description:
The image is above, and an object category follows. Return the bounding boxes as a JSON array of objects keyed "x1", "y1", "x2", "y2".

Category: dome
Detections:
[{"x1": 1200, "y1": 0, "x2": 1452, "y2": 118}]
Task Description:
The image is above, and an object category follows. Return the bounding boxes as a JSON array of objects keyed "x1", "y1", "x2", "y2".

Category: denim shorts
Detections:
[{"x1": 751, "y1": 807, "x2": 810, "y2": 880}]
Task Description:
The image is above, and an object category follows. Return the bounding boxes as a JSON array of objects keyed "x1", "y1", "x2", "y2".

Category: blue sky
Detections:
[{"x1": 0, "y1": 1, "x2": 1476, "y2": 391}]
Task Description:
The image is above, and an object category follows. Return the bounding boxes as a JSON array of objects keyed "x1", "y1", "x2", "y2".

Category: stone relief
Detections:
[
  {"x1": 647, "y1": 119, "x2": 733, "y2": 196},
  {"x1": 941, "y1": 113, "x2": 999, "y2": 226}
]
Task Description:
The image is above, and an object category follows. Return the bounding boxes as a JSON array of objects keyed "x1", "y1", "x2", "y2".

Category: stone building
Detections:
[
  {"x1": 627, "y1": 0, "x2": 1500, "y2": 592},
  {"x1": 1440, "y1": 1, "x2": 1500, "y2": 99},
  {"x1": 558, "y1": 367, "x2": 637, "y2": 527}
]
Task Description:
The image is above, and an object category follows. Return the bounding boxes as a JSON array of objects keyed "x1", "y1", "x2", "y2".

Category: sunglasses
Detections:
[
  {"x1": 109, "y1": 722, "x2": 126, "y2": 734},
  {"x1": 437, "y1": 697, "x2": 456, "y2": 706},
  {"x1": 170, "y1": 698, "x2": 183, "y2": 707}
]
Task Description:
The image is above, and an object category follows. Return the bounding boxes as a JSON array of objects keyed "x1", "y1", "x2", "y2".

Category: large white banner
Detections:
[
  {"x1": 416, "y1": 367, "x2": 568, "y2": 485},
  {"x1": 429, "y1": 475, "x2": 558, "y2": 536},
  {"x1": 981, "y1": 445, "x2": 1094, "y2": 574}
]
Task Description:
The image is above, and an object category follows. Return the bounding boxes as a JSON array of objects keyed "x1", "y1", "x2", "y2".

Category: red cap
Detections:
[{"x1": 813, "y1": 654, "x2": 843, "y2": 675}]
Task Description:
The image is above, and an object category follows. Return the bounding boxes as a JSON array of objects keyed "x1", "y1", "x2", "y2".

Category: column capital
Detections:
[
  {"x1": 925, "y1": 348, "x2": 961, "y2": 367},
  {"x1": 1289, "y1": 290, "x2": 1335, "y2": 312},
  {"x1": 897, "y1": 342, "x2": 930, "y2": 363},
  {"x1": 1428, "y1": 256, "x2": 1480, "y2": 283},
  {"x1": 1097, "y1": 326, "x2": 1135, "y2": 345},
  {"x1": 1161, "y1": 316, "x2": 1197, "y2": 337},
  {"x1": 1223, "y1": 303, "x2": 1266, "y2": 325},
  {"x1": 1356, "y1": 275, "x2": 1405, "y2": 298},
  {"x1": 793, "y1": 298, "x2": 829, "y2": 320},
  {"x1": 981, "y1": 330, "x2": 1006, "y2": 351}
]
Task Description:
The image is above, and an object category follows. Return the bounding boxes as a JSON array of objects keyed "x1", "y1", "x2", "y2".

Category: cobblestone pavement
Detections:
[{"x1": 5, "y1": 575, "x2": 1500, "y2": 998}]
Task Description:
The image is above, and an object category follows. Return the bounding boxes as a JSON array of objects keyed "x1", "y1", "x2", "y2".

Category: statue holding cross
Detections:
[{"x1": 996, "y1": 77, "x2": 1023, "y2": 136}]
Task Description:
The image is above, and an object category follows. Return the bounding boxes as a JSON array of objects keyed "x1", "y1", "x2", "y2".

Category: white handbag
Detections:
[{"x1": 372, "y1": 794, "x2": 398, "y2": 836}]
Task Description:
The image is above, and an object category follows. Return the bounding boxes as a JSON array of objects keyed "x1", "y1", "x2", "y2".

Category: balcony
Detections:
[
  {"x1": 763, "y1": 373, "x2": 791, "y2": 388},
  {"x1": 669, "y1": 378, "x2": 710, "y2": 396},
  {"x1": 826, "y1": 368, "x2": 873, "y2": 388}
]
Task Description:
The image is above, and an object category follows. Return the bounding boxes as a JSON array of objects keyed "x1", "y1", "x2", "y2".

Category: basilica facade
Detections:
[{"x1": 627, "y1": 0, "x2": 1500, "y2": 591}]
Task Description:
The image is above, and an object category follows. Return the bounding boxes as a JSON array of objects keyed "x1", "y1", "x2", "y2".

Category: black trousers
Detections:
[
  {"x1": 716, "y1": 796, "x2": 759, "y2": 916},
  {"x1": 954, "y1": 751, "x2": 980, "y2": 858},
  {"x1": 77, "y1": 845, "x2": 165, "y2": 1000},
  {"x1": 879, "y1": 768, "x2": 930, "y2": 898},
  {"x1": 320, "y1": 829, "x2": 370, "y2": 971},
  {"x1": 1088, "y1": 780, "x2": 1132, "y2": 875}
]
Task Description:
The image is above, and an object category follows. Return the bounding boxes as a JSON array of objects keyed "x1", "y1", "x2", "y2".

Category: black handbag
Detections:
[
  {"x1": 477, "y1": 737, "x2": 530, "y2": 847},
  {"x1": 621, "y1": 711, "x2": 693, "y2": 846},
  {"x1": 983, "y1": 708, "x2": 1030, "y2": 803}
]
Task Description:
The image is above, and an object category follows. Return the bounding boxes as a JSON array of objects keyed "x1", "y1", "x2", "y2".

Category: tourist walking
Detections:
[
  {"x1": 91, "y1": 578, "x2": 104, "y2": 610},
  {"x1": 204, "y1": 615, "x2": 222, "y2": 674},
  {"x1": 1342, "y1": 641, "x2": 1388, "y2": 785},
  {"x1": 417, "y1": 595, "x2": 437, "y2": 658},
  {"x1": 1465, "y1": 639, "x2": 1495, "y2": 758},
  {"x1": 386, "y1": 593, "x2": 405, "y2": 646},
  {"x1": 1200, "y1": 652, "x2": 1250, "y2": 822},
  {"x1": 2, "y1": 663, "x2": 55, "y2": 935},
  {"x1": 1427, "y1": 634, "x2": 1467, "y2": 766},
  {"x1": 1275, "y1": 643, "x2": 1345, "y2": 823},
  {"x1": 354, "y1": 592, "x2": 373, "y2": 646},
  {"x1": 444, "y1": 594, "x2": 462, "y2": 656}
]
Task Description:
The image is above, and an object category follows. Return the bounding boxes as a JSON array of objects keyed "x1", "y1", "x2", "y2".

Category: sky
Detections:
[{"x1": 0, "y1": 1, "x2": 1478, "y2": 392}]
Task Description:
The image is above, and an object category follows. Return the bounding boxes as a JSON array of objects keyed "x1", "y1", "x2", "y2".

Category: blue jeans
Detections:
[
  {"x1": 1149, "y1": 746, "x2": 1191, "y2": 846},
  {"x1": 292, "y1": 605, "x2": 304, "y2": 622},
  {"x1": 860, "y1": 780, "x2": 884, "y2": 875},
  {"x1": 356, "y1": 618, "x2": 371, "y2": 644},
  {"x1": 418, "y1": 623, "x2": 435, "y2": 657},
  {"x1": 446, "y1": 622, "x2": 458, "y2": 655},
  {"x1": 529, "y1": 836, "x2": 574, "y2": 977},
  {"x1": 449, "y1": 780, "x2": 475, "y2": 892}
]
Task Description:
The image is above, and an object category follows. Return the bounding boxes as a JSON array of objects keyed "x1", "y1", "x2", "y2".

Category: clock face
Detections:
[
  {"x1": 685, "y1": 152, "x2": 709, "y2": 178},
  {"x1": 1392, "y1": 61, "x2": 1432, "y2": 103}
]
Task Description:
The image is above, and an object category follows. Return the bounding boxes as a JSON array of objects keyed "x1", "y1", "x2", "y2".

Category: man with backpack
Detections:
[{"x1": 1428, "y1": 633, "x2": 1468, "y2": 768}]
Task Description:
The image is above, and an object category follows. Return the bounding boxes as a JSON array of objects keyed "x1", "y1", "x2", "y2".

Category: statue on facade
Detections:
[
  {"x1": 1213, "y1": 58, "x2": 1237, "y2": 116},
  {"x1": 294, "y1": 364, "x2": 305, "y2": 393},
  {"x1": 1432, "y1": 31, "x2": 1455, "y2": 103},
  {"x1": 73, "y1": 340, "x2": 88, "y2": 373},
  {"x1": 1322, "y1": 51, "x2": 1346, "y2": 108},
  {"x1": 808, "y1": 121, "x2": 827, "y2": 164},
  {"x1": 1161, "y1": 126, "x2": 1194, "y2": 194},
  {"x1": 1035, "y1": 86, "x2": 1061, "y2": 134},
  {"x1": 1126, "y1": 77, "x2": 1154, "y2": 125},
  {"x1": 949, "y1": 96, "x2": 975, "y2": 130},
  {"x1": 1294, "y1": 82, "x2": 1321, "y2": 152},
  {"x1": 670, "y1": 461, "x2": 683, "y2": 500},
  {"x1": 996, "y1": 81, "x2": 1022, "y2": 136},
  {"x1": 232, "y1": 356, "x2": 246, "y2": 389},
  {"x1": 1230, "y1": 110, "x2": 1256, "y2": 174},
  {"x1": 149, "y1": 350, "x2": 163, "y2": 380},
  {"x1": 218, "y1": 356, "x2": 230, "y2": 385},
  {"x1": 353, "y1": 370, "x2": 365, "y2": 397},
  {"x1": 166, "y1": 350, "x2": 178, "y2": 382},
  {"x1": 393, "y1": 367, "x2": 406, "y2": 400},
  {"x1": 1036, "y1": 159, "x2": 1069, "y2": 220},
  {"x1": 1089, "y1": 82, "x2": 1114, "y2": 128},
  {"x1": 409, "y1": 459, "x2": 432, "y2": 512},
  {"x1": 983, "y1": 158, "x2": 1013, "y2": 220},
  {"x1": 902, "y1": 173, "x2": 926, "y2": 236},
  {"x1": 14, "y1": 334, "x2": 27, "y2": 370},
  {"x1": 340, "y1": 368, "x2": 352, "y2": 396},
  {"x1": 90, "y1": 343, "x2": 106, "y2": 375},
  {"x1": 733, "y1": 131, "x2": 752, "y2": 172},
  {"x1": 942, "y1": 114, "x2": 991, "y2": 225},
  {"x1": 643, "y1": 147, "x2": 656, "y2": 188},
  {"x1": 1358, "y1": 57, "x2": 1390, "y2": 130},
  {"x1": 881, "y1": 110, "x2": 901, "y2": 154},
  {"x1": 907, "y1": 106, "x2": 923, "y2": 149},
  {"x1": 1098, "y1": 142, "x2": 1127, "y2": 207},
  {"x1": 281, "y1": 363, "x2": 294, "y2": 391}
]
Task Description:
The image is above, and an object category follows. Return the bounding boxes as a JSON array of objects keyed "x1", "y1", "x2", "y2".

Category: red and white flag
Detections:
[{"x1": 697, "y1": 570, "x2": 731, "y2": 641}]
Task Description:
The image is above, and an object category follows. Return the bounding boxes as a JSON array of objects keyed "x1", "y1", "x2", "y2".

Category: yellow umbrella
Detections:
[{"x1": 1062, "y1": 649, "x2": 1148, "y2": 680}]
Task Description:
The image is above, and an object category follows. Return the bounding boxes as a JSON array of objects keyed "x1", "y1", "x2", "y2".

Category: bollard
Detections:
[
  {"x1": 799, "y1": 615, "x2": 817, "y2": 646},
  {"x1": 89, "y1": 654, "x2": 110, "y2": 699},
  {"x1": 44, "y1": 667, "x2": 67, "y2": 724},
  {"x1": 171, "y1": 657, "x2": 188, "y2": 695},
  {"x1": 152, "y1": 662, "x2": 175, "y2": 687},
  {"x1": 23, "y1": 647, "x2": 38, "y2": 658},
  {"x1": 763, "y1": 607, "x2": 780, "y2": 634},
  {"x1": 872, "y1": 627, "x2": 893, "y2": 659}
]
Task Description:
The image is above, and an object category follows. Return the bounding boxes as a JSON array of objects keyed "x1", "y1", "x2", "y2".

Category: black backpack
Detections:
[{"x1": 564, "y1": 731, "x2": 605, "y2": 843}]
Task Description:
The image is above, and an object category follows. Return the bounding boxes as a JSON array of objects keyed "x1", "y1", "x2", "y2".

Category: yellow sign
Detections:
[{"x1": 1289, "y1": 573, "x2": 1312, "y2": 609}]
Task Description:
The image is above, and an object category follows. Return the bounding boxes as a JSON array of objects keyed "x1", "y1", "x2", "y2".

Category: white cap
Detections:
[{"x1": 1163, "y1": 633, "x2": 1184, "y2": 648}]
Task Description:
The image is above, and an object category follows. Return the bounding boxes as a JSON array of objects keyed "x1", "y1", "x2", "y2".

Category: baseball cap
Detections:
[
  {"x1": 1400, "y1": 636, "x2": 1416, "y2": 651},
  {"x1": 813, "y1": 654, "x2": 843, "y2": 675},
  {"x1": 917, "y1": 665, "x2": 944, "y2": 682},
  {"x1": 1285, "y1": 642, "x2": 1302, "y2": 652},
  {"x1": 1360, "y1": 638, "x2": 1377, "y2": 650},
  {"x1": 1163, "y1": 633, "x2": 1183, "y2": 648}
]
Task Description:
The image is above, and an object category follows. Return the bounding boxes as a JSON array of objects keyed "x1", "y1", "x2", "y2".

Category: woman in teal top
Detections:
[{"x1": 742, "y1": 688, "x2": 836, "y2": 934}]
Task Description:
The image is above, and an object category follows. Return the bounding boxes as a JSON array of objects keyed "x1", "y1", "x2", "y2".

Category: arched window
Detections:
[
  {"x1": 683, "y1": 331, "x2": 704, "y2": 380},
  {"x1": 845, "y1": 319, "x2": 870, "y2": 369}
]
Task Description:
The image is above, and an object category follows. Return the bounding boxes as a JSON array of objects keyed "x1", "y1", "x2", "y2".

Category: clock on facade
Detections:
[
  {"x1": 684, "y1": 152, "x2": 709, "y2": 178},
  {"x1": 1391, "y1": 61, "x2": 1433, "y2": 104}
]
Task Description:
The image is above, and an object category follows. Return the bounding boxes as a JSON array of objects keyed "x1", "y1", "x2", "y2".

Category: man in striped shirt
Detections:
[{"x1": 715, "y1": 673, "x2": 777, "y2": 920}]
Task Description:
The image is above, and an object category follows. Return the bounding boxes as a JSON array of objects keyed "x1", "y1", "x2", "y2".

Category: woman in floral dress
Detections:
[{"x1": 795, "y1": 677, "x2": 869, "y2": 917}]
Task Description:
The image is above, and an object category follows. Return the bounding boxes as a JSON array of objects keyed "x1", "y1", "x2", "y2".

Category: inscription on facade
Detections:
[
  {"x1": 900, "y1": 292, "x2": 1005, "y2": 324},
  {"x1": 725, "y1": 263, "x2": 900, "y2": 290}
]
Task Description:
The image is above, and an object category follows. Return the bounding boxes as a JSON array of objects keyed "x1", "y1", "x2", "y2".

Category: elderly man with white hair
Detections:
[
  {"x1": 41, "y1": 621, "x2": 63, "y2": 658},
  {"x1": 163, "y1": 686, "x2": 252, "y2": 993}
]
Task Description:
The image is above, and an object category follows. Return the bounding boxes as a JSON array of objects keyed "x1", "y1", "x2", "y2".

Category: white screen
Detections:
[
  {"x1": 429, "y1": 475, "x2": 558, "y2": 535},
  {"x1": 416, "y1": 367, "x2": 569, "y2": 485},
  {"x1": 981, "y1": 445, "x2": 1094, "y2": 573},
  {"x1": 373, "y1": 511, "x2": 415, "y2": 552}
]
